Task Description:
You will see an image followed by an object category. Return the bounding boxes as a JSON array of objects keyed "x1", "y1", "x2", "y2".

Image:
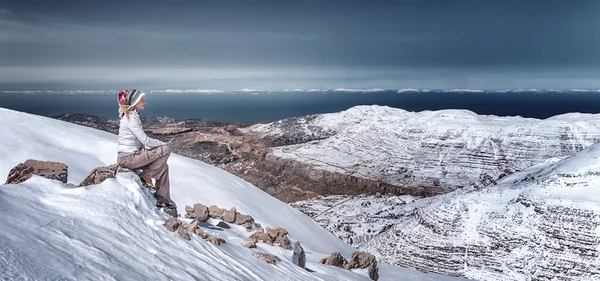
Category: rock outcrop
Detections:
[
  {"x1": 345, "y1": 252, "x2": 379, "y2": 281},
  {"x1": 79, "y1": 164, "x2": 132, "y2": 187},
  {"x1": 248, "y1": 226, "x2": 292, "y2": 250},
  {"x1": 254, "y1": 252, "x2": 281, "y2": 265},
  {"x1": 292, "y1": 241, "x2": 306, "y2": 269},
  {"x1": 6, "y1": 160, "x2": 68, "y2": 184}
]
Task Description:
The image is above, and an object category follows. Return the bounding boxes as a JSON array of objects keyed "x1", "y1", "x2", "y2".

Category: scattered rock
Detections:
[
  {"x1": 242, "y1": 221, "x2": 254, "y2": 231},
  {"x1": 292, "y1": 241, "x2": 306, "y2": 269},
  {"x1": 195, "y1": 228, "x2": 209, "y2": 239},
  {"x1": 320, "y1": 252, "x2": 348, "y2": 268},
  {"x1": 208, "y1": 205, "x2": 225, "y2": 219},
  {"x1": 185, "y1": 205, "x2": 194, "y2": 217},
  {"x1": 223, "y1": 207, "x2": 237, "y2": 223},
  {"x1": 274, "y1": 235, "x2": 293, "y2": 250},
  {"x1": 216, "y1": 221, "x2": 231, "y2": 229},
  {"x1": 207, "y1": 237, "x2": 226, "y2": 246},
  {"x1": 254, "y1": 253, "x2": 281, "y2": 265},
  {"x1": 177, "y1": 226, "x2": 190, "y2": 241},
  {"x1": 6, "y1": 160, "x2": 68, "y2": 184},
  {"x1": 249, "y1": 232, "x2": 273, "y2": 245},
  {"x1": 193, "y1": 203, "x2": 210, "y2": 221},
  {"x1": 266, "y1": 227, "x2": 288, "y2": 239},
  {"x1": 244, "y1": 238, "x2": 257, "y2": 248},
  {"x1": 186, "y1": 220, "x2": 199, "y2": 233},
  {"x1": 345, "y1": 252, "x2": 379, "y2": 281},
  {"x1": 164, "y1": 218, "x2": 182, "y2": 232}
]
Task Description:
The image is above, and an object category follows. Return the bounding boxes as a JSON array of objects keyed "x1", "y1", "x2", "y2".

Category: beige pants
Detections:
[{"x1": 118, "y1": 145, "x2": 171, "y2": 204}]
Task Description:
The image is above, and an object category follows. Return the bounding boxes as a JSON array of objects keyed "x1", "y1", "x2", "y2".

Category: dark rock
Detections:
[
  {"x1": 216, "y1": 221, "x2": 231, "y2": 229},
  {"x1": 274, "y1": 235, "x2": 293, "y2": 250},
  {"x1": 6, "y1": 160, "x2": 68, "y2": 184},
  {"x1": 177, "y1": 226, "x2": 190, "y2": 241}
]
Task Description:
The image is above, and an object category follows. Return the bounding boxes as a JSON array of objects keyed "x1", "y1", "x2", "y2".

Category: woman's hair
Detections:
[{"x1": 119, "y1": 103, "x2": 132, "y2": 120}]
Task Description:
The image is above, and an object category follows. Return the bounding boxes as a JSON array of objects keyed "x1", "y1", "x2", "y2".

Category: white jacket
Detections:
[{"x1": 117, "y1": 110, "x2": 166, "y2": 158}]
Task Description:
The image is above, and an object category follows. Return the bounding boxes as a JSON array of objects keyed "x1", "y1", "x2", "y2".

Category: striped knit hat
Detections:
[{"x1": 117, "y1": 89, "x2": 145, "y2": 111}]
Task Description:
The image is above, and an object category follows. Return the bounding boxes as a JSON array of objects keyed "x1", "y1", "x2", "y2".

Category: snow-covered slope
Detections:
[
  {"x1": 0, "y1": 108, "x2": 468, "y2": 280},
  {"x1": 249, "y1": 105, "x2": 600, "y2": 193},
  {"x1": 360, "y1": 144, "x2": 600, "y2": 280}
]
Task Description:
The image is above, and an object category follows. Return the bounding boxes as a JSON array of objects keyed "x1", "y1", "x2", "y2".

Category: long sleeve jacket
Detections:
[{"x1": 117, "y1": 110, "x2": 166, "y2": 158}]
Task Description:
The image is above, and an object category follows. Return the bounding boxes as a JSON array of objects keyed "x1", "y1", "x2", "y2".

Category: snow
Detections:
[{"x1": 0, "y1": 107, "x2": 462, "y2": 280}]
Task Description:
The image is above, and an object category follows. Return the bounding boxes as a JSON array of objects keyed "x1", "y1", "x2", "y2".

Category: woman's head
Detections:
[{"x1": 118, "y1": 89, "x2": 146, "y2": 119}]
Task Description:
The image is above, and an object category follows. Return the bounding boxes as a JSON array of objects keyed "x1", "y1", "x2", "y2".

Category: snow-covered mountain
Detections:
[
  {"x1": 249, "y1": 105, "x2": 600, "y2": 194},
  {"x1": 369, "y1": 145, "x2": 600, "y2": 280},
  {"x1": 293, "y1": 144, "x2": 600, "y2": 280},
  {"x1": 0, "y1": 107, "x2": 471, "y2": 281}
]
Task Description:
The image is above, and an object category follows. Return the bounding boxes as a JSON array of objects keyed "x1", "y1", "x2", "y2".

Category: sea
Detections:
[{"x1": 1, "y1": 89, "x2": 600, "y2": 124}]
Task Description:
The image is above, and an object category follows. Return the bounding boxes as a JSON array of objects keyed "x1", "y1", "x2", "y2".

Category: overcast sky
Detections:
[{"x1": 1, "y1": 0, "x2": 600, "y2": 90}]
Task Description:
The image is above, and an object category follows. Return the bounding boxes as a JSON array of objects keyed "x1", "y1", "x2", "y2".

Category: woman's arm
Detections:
[{"x1": 128, "y1": 114, "x2": 167, "y2": 148}]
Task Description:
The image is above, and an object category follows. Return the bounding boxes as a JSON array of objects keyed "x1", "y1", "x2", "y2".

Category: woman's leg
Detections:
[{"x1": 117, "y1": 146, "x2": 172, "y2": 204}]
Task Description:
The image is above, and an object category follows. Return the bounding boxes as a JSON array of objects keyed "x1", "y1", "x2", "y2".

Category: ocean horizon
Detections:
[{"x1": 2, "y1": 89, "x2": 600, "y2": 124}]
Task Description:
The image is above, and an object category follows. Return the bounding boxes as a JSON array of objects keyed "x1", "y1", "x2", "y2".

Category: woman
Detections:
[{"x1": 116, "y1": 89, "x2": 177, "y2": 217}]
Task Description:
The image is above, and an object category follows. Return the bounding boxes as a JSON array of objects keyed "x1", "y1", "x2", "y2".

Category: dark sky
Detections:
[{"x1": 1, "y1": 0, "x2": 600, "y2": 89}]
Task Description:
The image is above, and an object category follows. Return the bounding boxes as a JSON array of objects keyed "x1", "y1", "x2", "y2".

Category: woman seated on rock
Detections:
[{"x1": 116, "y1": 89, "x2": 177, "y2": 217}]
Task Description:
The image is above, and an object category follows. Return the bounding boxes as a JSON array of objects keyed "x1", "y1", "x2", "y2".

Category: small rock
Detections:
[
  {"x1": 274, "y1": 235, "x2": 293, "y2": 250},
  {"x1": 195, "y1": 228, "x2": 209, "y2": 239},
  {"x1": 254, "y1": 223, "x2": 262, "y2": 229},
  {"x1": 6, "y1": 160, "x2": 68, "y2": 184},
  {"x1": 193, "y1": 203, "x2": 210, "y2": 222},
  {"x1": 216, "y1": 221, "x2": 231, "y2": 229},
  {"x1": 177, "y1": 226, "x2": 190, "y2": 241},
  {"x1": 266, "y1": 227, "x2": 288, "y2": 239},
  {"x1": 185, "y1": 205, "x2": 195, "y2": 218},
  {"x1": 254, "y1": 253, "x2": 281, "y2": 265},
  {"x1": 164, "y1": 218, "x2": 181, "y2": 232},
  {"x1": 249, "y1": 232, "x2": 273, "y2": 245},
  {"x1": 78, "y1": 164, "x2": 120, "y2": 186},
  {"x1": 242, "y1": 221, "x2": 254, "y2": 231},
  {"x1": 319, "y1": 252, "x2": 348, "y2": 268},
  {"x1": 234, "y1": 213, "x2": 254, "y2": 225},
  {"x1": 186, "y1": 220, "x2": 199, "y2": 233},
  {"x1": 208, "y1": 205, "x2": 225, "y2": 219},
  {"x1": 207, "y1": 237, "x2": 226, "y2": 246},
  {"x1": 292, "y1": 241, "x2": 306, "y2": 269},
  {"x1": 223, "y1": 207, "x2": 237, "y2": 223},
  {"x1": 244, "y1": 238, "x2": 257, "y2": 248}
]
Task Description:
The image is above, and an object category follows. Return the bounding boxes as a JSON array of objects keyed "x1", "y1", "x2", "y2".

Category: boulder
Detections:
[
  {"x1": 254, "y1": 253, "x2": 281, "y2": 265},
  {"x1": 319, "y1": 252, "x2": 348, "y2": 268},
  {"x1": 223, "y1": 207, "x2": 237, "y2": 223},
  {"x1": 193, "y1": 203, "x2": 210, "y2": 222},
  {"x1": 6, "y1": 160, "x2": 68, "y2": 184},
  {"x1": 292, "y1": 241, "x2": 306, "y2": 269},
  {"x1": 274, "y1": 235, "x2": 292, "y2": 250},
  {"x1": 79, "y1": 164, "x2": 131, "y2": 187},
  {"x1": 345, "y1": 252, "x2": 379, "y2": 281},
  {"x1": 208, "y1": 205, "x2": 225, "y2": 219}
]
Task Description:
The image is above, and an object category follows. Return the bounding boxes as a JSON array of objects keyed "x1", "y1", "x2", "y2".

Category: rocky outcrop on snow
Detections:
[
  {"x1": 185, "y1": 204, "x2": 256, "y2": 231},
  {"x1": 246, "y1": 226, "x2": 293, "y2": 250},
  {"x1": 79, "y1": 164, "x2": 133, "y2": 187},
  {"x1": 319, "y1": 251, "x2": 380, "y2": 281},
  {"x1": 249, "y1": 106, "x2": 600, "y2": 195},
  {"x1": 253, "y1": 252, "x2": 281, "y2": 265},
  {"x1": 6, "y1": 160, "x2": 68, "y2": 184},
  {"x1": 359, "y1": 144, "x2": 600, "y2": 280}
]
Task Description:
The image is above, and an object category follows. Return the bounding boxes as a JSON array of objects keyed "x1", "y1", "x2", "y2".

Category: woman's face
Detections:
[{"x1": 134, "y1": 96, "x2": 146, "y2": 111}]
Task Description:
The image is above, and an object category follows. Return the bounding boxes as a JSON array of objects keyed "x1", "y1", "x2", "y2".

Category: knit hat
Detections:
[{"x1": 117, "y1": 89, "x2": 145, "y2": 111}]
